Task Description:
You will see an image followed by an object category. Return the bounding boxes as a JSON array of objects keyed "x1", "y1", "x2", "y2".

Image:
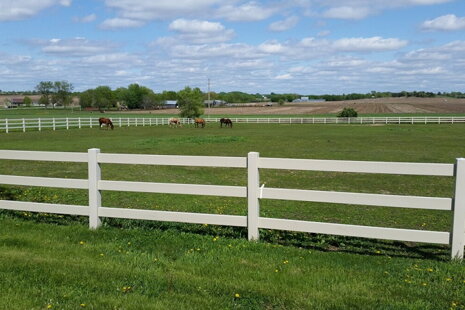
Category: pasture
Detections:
[{"x1": 1, "y1": 123, "x2": 465, "y2": 309}]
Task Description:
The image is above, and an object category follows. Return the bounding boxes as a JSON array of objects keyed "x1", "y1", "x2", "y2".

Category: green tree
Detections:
[
  {"x1": 79, "y1": 89, "x2": 94, "y2": 109},
  {"x1": 79, "y1": 86, "x2": 117, "y2": 111},
  {"x1": 51, "y1": 81, "x2": 74, "y2": 107},
  {"x1": 119, "y1": 84, "x2": 153, "y2": 109},
  {"x1": 93, "y1": 86, "x2": 116, "y2": 111},
  {"x1": 177, "y1": 86, "x2": 204, "y2": 118},
  {"x1": 23, "y1": 96, "x2": 32, "y2": 107},
  {"x1": 35, "y1": 81, "x2": 54, "y2": 107},
  {"x1": 337, "y1": 107, "x2": 358, "y2": 118}
]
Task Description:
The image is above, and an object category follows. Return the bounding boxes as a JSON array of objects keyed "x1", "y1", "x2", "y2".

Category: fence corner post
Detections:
[
  {"x1": 88, "y1": 148, "x2": 102, "y2": 230},
  {"x1": 451, "y1": 158, "x2": 465, "y2": 260},
  {"x1": 247, "y1": 152, "x2": 260, "y2": 241}
]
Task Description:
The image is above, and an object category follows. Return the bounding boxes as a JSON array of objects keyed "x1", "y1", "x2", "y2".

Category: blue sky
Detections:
[{"x1": 1, "y1": 0, "x2": 464, "y2": 94}]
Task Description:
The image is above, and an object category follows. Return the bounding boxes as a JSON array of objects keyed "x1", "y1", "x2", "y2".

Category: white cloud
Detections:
[
  {"x1": 73, "y1": 14, "x2": 97, "y2": 23},
  {"x1": 0, "y1": 0, "x2": 72, "y2": 21},
  {"x1": 258, "y1": 41, "x2": 285, "y2": 54},
  {"x1": 333, "y1": 37, "x2": 408, "y2": 51},
  {"x1": 268, "y1": 16, "x2": 299, "y2": 32},
  {"x1": 318, "y1": 0, "x2": 454, "y2": 20},
  {"x1": 170, "y1": 19, "x2": 224, "y2": 33},
  {"x1": 168, "y1": 19, "x2": 235, "y2": 43},
  {"x1": 103, "y1": 0, "x2": 221, "y2": 20},
  {"x1": 100, "y1": 18, "x2": 144, "y2": 29},
  {"x1": 323, "y1": 6, "x2": 372, "y2": 20},
  {"x1": 216, "y1": 2, "x2": 276, "y2": 21},
  {"x1": 33, "y1": 38, "x2": 117, "y2": 56},
  {"x1": 421, "y1": 14, "x2": 465, "y2": 31},
  {"x1": 275, "y1": 73, "x2": 292, "y2": 79}
]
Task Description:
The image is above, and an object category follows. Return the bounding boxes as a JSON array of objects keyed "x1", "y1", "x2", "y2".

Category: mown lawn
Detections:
[
  {"x1": 1, "y1": 217, "x2": 465, "y2": 310},
  {"x1": 1, "y1": 123, "x2": 465, "y2": 309}
]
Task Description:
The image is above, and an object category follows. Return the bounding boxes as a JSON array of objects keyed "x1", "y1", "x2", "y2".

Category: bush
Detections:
[{"x1": 337, "y1": 107, "x2": 358, "y2": 117}]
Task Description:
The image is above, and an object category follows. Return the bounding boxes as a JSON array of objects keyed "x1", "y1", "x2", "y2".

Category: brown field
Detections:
[{"x1": 121, "y1": 97, "x2": 465, "y2": 115}]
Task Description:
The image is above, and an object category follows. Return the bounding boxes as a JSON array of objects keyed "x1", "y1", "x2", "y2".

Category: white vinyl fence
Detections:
[
  {"x1": 2, "y1": 116, "x2": 465, "y2": 133},
  {"x1": 0, "y1": 149, "x2": 464, "y2": 260}
]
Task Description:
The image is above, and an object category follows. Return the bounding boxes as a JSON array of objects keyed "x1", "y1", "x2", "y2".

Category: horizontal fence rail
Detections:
[
  {"x1": 0, "y1": 149, "x2": 464, "y2": 260},
  {"x1": 2, "y1": 116, "x2": 465, "y2": 133}
]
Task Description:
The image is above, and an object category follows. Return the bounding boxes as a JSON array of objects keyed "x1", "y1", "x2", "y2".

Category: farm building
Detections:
[{"x1": 292, "y1": 97, "x2": 326, "y2": 103}]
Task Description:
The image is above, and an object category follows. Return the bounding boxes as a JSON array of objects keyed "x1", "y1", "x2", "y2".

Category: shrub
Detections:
[{"x1": 337, "y1": 107, "x2": 358, "y2": 117}]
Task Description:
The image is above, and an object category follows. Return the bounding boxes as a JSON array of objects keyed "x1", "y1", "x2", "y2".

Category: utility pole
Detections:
[{"x1": 207, "y1": 78, "x2": 211, "y2": 118}]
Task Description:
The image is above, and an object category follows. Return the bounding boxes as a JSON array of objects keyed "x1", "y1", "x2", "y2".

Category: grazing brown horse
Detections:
[
  {"x1": 99, "y1": 117, "x2": 114, "y2": 130},
  {"x1": 220, "y1": 118, "x2": 233, "y2": 128},
  {"x1": 169, "y1": 118, "x2": 182, "y2": 127},
  {"x1": 194, "y1": 118, "x2": 206, "y2": 128}
]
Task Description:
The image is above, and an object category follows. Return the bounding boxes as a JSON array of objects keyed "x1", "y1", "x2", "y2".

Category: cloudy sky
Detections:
[{"x1": 1, "y1": 0, "x2": 464, "y2": 94}]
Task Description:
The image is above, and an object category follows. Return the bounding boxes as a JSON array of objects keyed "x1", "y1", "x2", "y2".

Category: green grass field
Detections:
[{"x1": 1, "y1": 123, "x2": 465, "y2": 309}]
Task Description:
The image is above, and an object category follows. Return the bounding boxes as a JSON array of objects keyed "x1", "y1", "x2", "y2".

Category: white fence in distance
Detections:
[
  {"x1": 0, "y1": 149, "x2": 464, "y2": 260},
  {"x1": 2, "y1": 116, "x2": 465, "y2": 133}
]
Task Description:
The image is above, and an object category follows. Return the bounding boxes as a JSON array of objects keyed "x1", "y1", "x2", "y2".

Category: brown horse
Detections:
[
  {"x1": 99, "y1": 117, "x2": 114, "y2": 130},
  {"x1": 169, "y1": 118, "x2": 182, "y2": 127},
  {"x1": 220, "y1": 118, "x2": 233, "y2": 128},
  {"x1": 194, "y1": 118, "x2": 205, "y2": 128}
]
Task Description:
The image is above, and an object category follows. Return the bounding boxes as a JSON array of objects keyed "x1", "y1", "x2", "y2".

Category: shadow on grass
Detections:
[
  {"x1": 1, "y1": 184, "x2": 450, "y2": 261},
  {"x1": 0, "y1": 209, "x2": 450, "y2": 261}
]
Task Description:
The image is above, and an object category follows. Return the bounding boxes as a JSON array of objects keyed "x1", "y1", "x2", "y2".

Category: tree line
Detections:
[{"x1": 8, "y1": 82, "x2": 465, "y2": 110}]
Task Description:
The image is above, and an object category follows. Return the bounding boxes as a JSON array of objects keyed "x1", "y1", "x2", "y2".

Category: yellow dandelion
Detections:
[
  {"x1": 234, "y1": 293, "x2": 240, "y2": 298},
  {"x1": 283, "y1": 260, "x2": 289, "y2": 264},
  {"x1": 80, "y1": 304, "x2": 86, "y2": 307},
  {"x1": 426, "y1": 268, "x2": 433, "y2": 272},
  {"x1": 99, "y1": 253, "x2": 104, "y2": 256},
  {"x1": 127, "y1": 242, "x2": 131, "y2": 245},
  {"x1": 446, "y1": 278, "x2": 452, "y2": 281},
  {"x1": 47, "y1": 305, "x2": 53, "y2": 309},
  {"x1": 375, "y1": 250, "x2": 381, "y2": 254},
  {"x1": 275, "y1": 269, "x2": 279, "y2": 273},
  {"x1": 422, "y1": 283, "x2": 427, "y2": 286},
  {"x1": 79, "y1": 241, "x2": 85, "y2": 245}
]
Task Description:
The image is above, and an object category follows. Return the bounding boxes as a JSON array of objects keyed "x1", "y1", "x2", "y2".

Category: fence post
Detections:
[
  {"x1": 247, "y1": 152, "x2": 260, "y2": 241},
  {"x1": 78, "y1": 117, "x2": 81, "y2": 129},
  {"x1": 38, "y1": 118, "x2": 41, "y2": 131},
  {"x1": 5, "y1": 119, "x2": 8, "y2": 133},
  {"x1": 22, "y1": 118, "x2": 26, "y2": 132},
  {"x1": 451, "y1": 158, "x2": 465, "y2": 259},
  {"x1": 88, "y1": 148, "x2": 102, "y2": 229},
  {"x1": 90, "y1": 117, "x2": 93, "y2": 128},
  {"x1": 53, "y1": 118, "x2": 56, "y2": 130},
  {"x1": 66, "y1": 117, "x2": 69, "y2": 130}
]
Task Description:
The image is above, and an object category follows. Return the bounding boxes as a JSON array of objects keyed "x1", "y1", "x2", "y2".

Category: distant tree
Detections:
[
  {"x1": 23, "y1": 96, "x2": 32, "y2": 107},
  {"x1": 177, "y1": 86, "x2": 204, "y2": 118},
  {"x1": 35, "y1": 81, "x2": 54, "y2": 107},
  {"x1": 337, "y1": 107, "x2": 358, "y2": 118},
  {"x1": 79, "y1": 86, "x2": 117, "y2": 111},
  {"x1": 51, "y1": 81, "x2": 74, "y2": 107},
  {"x1": 161, "y1": 90, "x2": 178, "y2": 101},
  {"x1": 93, "y1": 86, "x2": 116, "y2": 111},
  {"x1": 118, "y1": 84, "x2": 153, "y2": 109},
  {"x1": 79, "y1": 89, "x2": 94, "y2": 109}
]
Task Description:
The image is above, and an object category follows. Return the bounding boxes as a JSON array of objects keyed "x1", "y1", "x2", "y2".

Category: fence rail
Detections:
[
  {"x1": 0, "y1": 149, "x2": 464, "y2": 260},
  {"x1": 2, "y1": 116, "x2": 465, "y2": 133}
]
